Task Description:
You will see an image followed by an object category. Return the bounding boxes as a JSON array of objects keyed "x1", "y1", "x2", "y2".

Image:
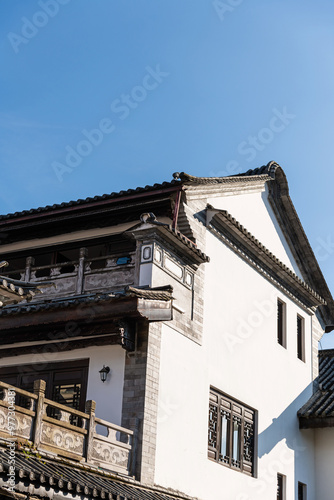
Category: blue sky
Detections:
[{"x1": 1, "y1": 0, "x2": 334, "y2": 345}]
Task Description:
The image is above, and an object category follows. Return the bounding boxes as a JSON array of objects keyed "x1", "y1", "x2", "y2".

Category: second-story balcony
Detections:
[
  {"x1": 0, "y1": 249, "x2": 137, "y2": 300},
  {"x1": 0, "y1": 380, "x2": 135, "y2": 476}
]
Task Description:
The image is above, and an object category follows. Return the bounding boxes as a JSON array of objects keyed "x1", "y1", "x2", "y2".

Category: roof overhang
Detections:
[
  {"x1": 0, "y1": 448, "x2": 197, "y2": 500},
  {"x1": 207, "y1": 206, "x2": 326, "y2": 309},
  {"x1": 298, "y1": 389, "x2": 334, "y2": 429},
  {"x1": 175, "y1": 163, "x2": 334, "y2": 329},
  {"x1": 0, "y1": 287, "x2": 173, "y2": 357}
]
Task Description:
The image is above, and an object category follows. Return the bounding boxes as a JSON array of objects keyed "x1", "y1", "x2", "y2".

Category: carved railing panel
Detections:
[
  {"x1": 0, "y1": 383, "x2": 36, "y2": 441},
  {"x1": 92, "y1": 417, "x2": 133, "y2": 473},
  {"x1": 40, "y1": 398, "x2": 88, "y2": 459},
  {"x1": 40, "y1": 421, "x2": 85, "y2": 457},
  {"x1": 0, "y1": 381, "x2": 133, "y2": 475},
  {"x1": 84, "y1": 268, "x2": 135, "y2": 292},
  {"x1": 1, "y1": 251, "x2": 136, "y2": 299},
  {"x1": 33, "y1": 275, "x2": 77, "y2": 297}
]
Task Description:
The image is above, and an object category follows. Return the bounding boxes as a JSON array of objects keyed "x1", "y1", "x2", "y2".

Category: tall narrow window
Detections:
[
  {"x1": 277, "y1": 473, "x2": 285, "y2": 500},
  {"x1": 298, "y1": 481, "x2": 307, "y2": 500},
  {"x1": 277, "y1": 299, "x2": 286, "y2": 347},
  {"x1": 297, "y1": 315, "x2": 305, "y2": 362}
]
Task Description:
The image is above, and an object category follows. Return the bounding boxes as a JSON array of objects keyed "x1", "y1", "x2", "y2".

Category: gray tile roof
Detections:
[
  {"x1": 173, "y1": 161, "x2": 277, "y2": 184},
  {"x1": 0, "y1": 286, "x2": 173, "y2": 317},
  {"x1": 0, "y1": 181, "x2": 179, "y2": 222},
  {"x1": 298, "y1": 350, "x2": 334, "y2": 427},
  {"x1": 0, "y1": 448, "x2": 197, "y2": 500},
  {"x1": 0, "y1": 162, "x2": 277, "y2": 222}
]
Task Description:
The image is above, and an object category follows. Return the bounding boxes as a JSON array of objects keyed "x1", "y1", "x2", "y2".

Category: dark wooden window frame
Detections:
[
  {"x1": 277, "y1": 299, "x2": 286, "y2": 348},
  {"x1": 297, "y1": 315, "x2": 305, "y2": 362},
  {"x1": 0, "y1": 359, "x2": 89, "y2": 413},
  {"x1": 277, "y1": 473, "x2": 285, "y2": 500},
  {"x1": 208, "y1": 387, "x2": 257, "y2": 477},
  {"x1": 298, "y1": 481, "x2": 307, "y2": 500}
]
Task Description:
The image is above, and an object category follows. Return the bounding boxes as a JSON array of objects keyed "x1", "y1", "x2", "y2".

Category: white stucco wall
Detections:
[
  {"x1": 314, "y1": 428, "x2": 334, "y2": 500},
  {"x1": 207, "y1": 185, "x2": 303, "y2": 277},
  {"x1": 154, "y1": 226, "x2": 316, "y2": 500},
  {"x1": 0, "y1": 344, "x2": 125, "y2": 426}
]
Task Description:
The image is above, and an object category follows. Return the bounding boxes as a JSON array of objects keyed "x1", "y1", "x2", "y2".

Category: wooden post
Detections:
[
  {"x1": 85, "y1": 400, "x2": 96, "y2": 463},
  {"x1": 76, "y1": 247, "x2": 88, "y2": 294},
  {"x1": 33, "y1": 379, "x2": 46, "y2": 448},
  {"x1": 24, "y1": 256, "x2": 35, "y2": 282}
]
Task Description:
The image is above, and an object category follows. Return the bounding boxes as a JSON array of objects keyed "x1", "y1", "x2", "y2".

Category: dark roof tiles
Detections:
[
  {"x1": 0, "y1": 162, "x2": 280, "y2": 223},
  {"x1": 0, "y1": 286, "x2": 173, "y2": 317},
  {"x1": 0, "y1": 449, "x2": 196, "y2": 500},
  {"x1": 0, "y1": 180, "x2": 179, "y2": 222},
  {"x1": 298, "y1": 350, "x2": 334, "y2": 422}
]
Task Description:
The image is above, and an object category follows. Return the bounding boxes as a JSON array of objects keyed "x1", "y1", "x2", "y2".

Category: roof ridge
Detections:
[{"x1": 173, "y1": 161, "x2": 281, "y2": 185}]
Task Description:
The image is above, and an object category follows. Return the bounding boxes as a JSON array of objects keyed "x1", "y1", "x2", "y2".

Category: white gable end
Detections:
[{"x1": 207, "y1": 183, "x2": 303, "y2": 279}]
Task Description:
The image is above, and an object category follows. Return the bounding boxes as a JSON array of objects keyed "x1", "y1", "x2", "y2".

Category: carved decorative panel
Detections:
[
  {"x1": 41, "y1": 422, "x2": 84, "y2": 456},
  {"x1": 84, "y1": 269, "x2": 135, "y2": 291},
  {"x1": 92, "y1": 439, "x2": 129, "y2": 469},
  {"x1": 0, "y1": 408, "x2": 33, "y2": 440}
]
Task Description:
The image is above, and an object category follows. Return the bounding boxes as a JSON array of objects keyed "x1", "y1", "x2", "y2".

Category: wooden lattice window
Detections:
[{"x1": 208, "y1": 388, "x2": 257, "y2": 476}]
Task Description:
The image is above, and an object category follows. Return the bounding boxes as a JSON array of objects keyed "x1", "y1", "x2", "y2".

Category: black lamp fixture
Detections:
[{"x1": 99, "y1": 365, "x2": 110, "y2": 383}]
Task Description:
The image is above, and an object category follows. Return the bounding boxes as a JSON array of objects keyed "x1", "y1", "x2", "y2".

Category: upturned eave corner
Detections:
[{"x1": 124, "y1": 218, "x2": 209, "y2": 265}]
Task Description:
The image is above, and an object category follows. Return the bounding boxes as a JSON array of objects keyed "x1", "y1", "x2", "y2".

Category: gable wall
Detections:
[
  {"x1": 153, "y1": 221, "x2": 317, "y2": 500},
  {"x1": 207, "y1": 184, "x2": 303, "y2": 278}
]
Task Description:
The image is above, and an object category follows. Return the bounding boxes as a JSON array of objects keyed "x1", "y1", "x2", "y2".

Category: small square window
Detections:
[{"x1": 297, "y1": 315, "x2": 305, "y2": 362}]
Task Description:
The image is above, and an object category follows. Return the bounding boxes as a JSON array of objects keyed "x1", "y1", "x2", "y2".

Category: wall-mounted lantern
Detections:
[{"x1": 99, "y1": 365, "x2": 110, "y2": 383}]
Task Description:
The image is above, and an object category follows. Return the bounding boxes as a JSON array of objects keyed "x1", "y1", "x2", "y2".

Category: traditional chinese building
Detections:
[{"x1": 0, "y1": 162, "x2": 333, "y2": 500}]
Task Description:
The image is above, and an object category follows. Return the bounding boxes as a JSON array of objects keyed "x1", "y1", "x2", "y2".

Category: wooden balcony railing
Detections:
[
  {"x1": 1, "y1": 249, "x2": 136, "y2": 299},
  {"x1": 0, "y1": 380, "x2": 134, "y2": 475}
]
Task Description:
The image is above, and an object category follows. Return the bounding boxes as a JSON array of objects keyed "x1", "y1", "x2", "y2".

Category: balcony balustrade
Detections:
[
  {"x1": 1, "y1": 250, "x2": 136, "y2": 299},
  {"x1": 0, "y1": 380, "x2": 134, "y2": 475}
]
